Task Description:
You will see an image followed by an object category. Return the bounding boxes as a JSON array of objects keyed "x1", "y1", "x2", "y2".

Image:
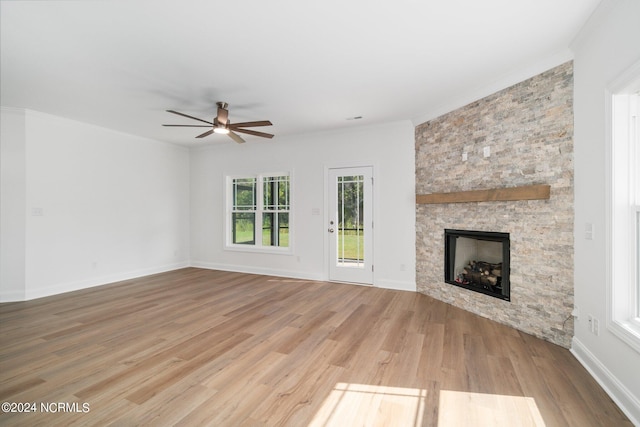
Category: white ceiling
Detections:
[{"x1": 1, "y1": 0, "x2": 600, "y2": 146}]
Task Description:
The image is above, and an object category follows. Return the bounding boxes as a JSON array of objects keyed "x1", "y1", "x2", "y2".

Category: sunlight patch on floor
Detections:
[
  {"x1": 309, "y1": 383, "x2": 427, "y2": 427},
  {"x1": 438, "y1": 390, "x2": 546, "y2": 427}
]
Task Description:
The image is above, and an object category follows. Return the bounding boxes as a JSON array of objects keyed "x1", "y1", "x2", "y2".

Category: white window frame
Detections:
[
  {"x1": 607, "y1": 60, "x2": 640, "y2": 354},
  {"x1": 225, "y1": 172, "x2": 292, "y2": 254}
]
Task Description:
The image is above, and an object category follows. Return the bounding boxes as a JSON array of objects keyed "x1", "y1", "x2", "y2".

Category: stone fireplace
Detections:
[{"x1": 415, "y1": 61, "x2": 574, "y2": 348}]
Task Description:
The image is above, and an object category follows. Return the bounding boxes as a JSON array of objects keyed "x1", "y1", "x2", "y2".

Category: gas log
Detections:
[{"x1": 461, "y1": 261, "x2": 502, "y2": 288}]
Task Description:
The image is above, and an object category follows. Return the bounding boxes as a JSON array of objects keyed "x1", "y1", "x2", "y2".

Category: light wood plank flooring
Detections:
[{"x1": 0, "y1": 268, "x2": 632, "y2": 426}]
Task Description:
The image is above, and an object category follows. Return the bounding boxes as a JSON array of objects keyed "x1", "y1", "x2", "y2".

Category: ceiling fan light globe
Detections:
[{"x1": 214, "y1": 127, "x2": 230, "y2": 135}]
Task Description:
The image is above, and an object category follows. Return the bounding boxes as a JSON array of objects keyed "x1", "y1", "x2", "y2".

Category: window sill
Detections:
[
  {"x1": 224, "y1": 245, "x2": 293, "y2": 255},
  {"x1": 609, "y1": 318, "x2": 640, "y2": 354}
]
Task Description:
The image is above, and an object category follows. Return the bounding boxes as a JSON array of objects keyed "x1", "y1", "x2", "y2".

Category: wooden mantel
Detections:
[{"x1": 416, "y1": 184, "x2": 550, "y2": 204}]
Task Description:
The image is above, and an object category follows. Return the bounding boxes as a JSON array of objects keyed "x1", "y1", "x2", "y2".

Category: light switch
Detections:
[{"x1": 584, "y1": 223, "x2": 594, "y2": 240}]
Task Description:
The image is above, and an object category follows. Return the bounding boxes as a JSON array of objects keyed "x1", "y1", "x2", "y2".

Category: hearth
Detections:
[{"x1": 444, "y1": 229, "x2": 510, "y2": 301}]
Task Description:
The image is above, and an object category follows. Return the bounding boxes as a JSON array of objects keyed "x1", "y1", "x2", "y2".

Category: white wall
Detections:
[
  {"x1": 1, "y1": 108, "x2": 27, "y2": 300},
  {"x1": 1, "y1": 111, "x2": 414, "y2": 300},
  {"x1": 0, "y1": 108, "x2": 190, "y2": 301},
  {"x1": 572, "y1": 0, "x2": 640, "y2": 424},
  {"x1": 190, "y1": 121, "x2": 416, "y2": 291}
]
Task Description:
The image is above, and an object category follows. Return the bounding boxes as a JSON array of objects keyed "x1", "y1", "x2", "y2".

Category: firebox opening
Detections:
[{"x1": 444, "y1": 229, "x2": 510, "y2": 301}]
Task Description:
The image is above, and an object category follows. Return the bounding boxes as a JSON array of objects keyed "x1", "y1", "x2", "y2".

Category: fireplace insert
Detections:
[{"x1": 444, "y1": 229, "x2": 510, "y2": 301}]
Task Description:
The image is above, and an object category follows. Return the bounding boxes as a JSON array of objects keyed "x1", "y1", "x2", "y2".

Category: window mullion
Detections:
[
  {"x1": 636, "y1": 207, "x2": 640, "y2": 320},
  {"x1": 634, "y1": 95, "x2": 640, "y2": 319},
  {"x1": 256, "y1": 175, "x2": 263, "y2": 247},
  {"x1": 273, "y1": 180, "x2": 278, "y2": 246}
]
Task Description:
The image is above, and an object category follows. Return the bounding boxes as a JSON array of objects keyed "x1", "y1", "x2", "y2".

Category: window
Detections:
[
  {"x1": 231, "y1": 178, "x2": 257, "y2": 245},
  {"x1": 227, "y1": 173, "x2": 291, "y2": 252},
  {"x1": 609, "y1": 62, "x2": 640, "y2": 353},
  {"x1": 262, "y1": 175, "x2": 290, "y2": 247}
]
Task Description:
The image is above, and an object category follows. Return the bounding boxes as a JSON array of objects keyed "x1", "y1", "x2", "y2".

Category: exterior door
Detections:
[{"x1": 328, "y1": 167, "x2": 373, "y2": 284}]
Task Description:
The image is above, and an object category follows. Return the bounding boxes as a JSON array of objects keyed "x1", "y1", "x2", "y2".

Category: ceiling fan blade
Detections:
[
  {"x1": 164, "y1": 104, "x2": 271, "y2": 143},
  {"x1": 228, "y1": 131, "x2": 245, "y2": 144},
  {"x1": 162, "y1": 124, "x2": 212, "y2": 127},
  {"x1": 166, "y1": 110, "x2": 213, "y2": 125},
  {"x1": 228, "y1": 120, "x2": 273, "y2": 128},
  {"x1": 195, "y1": 129, "x2": 215, "y2": 138},
  {"x1": 232, "y1": 128, "x2": 274, "y2": 139}
]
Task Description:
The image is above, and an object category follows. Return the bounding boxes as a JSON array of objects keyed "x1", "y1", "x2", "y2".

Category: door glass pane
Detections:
[{"x1": 337, "y1": 175, "x2": 364, "y2": 267}]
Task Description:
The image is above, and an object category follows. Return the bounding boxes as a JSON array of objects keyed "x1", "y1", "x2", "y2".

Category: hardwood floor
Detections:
[{"x1": 0, "y1": 268, "x2": 631, "y2": 426}]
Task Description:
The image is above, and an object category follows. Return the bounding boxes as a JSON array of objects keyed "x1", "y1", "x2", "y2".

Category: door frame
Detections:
[{"x1": 324, "y1": 162, "x2": 377, "y2": 285}]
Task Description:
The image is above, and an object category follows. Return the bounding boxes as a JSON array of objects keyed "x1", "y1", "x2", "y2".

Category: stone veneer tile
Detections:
[{"x1": 415, "y1": 61, "x2": 574, "y2": 348}]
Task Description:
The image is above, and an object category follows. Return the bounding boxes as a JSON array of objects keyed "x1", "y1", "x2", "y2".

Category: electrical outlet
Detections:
[{"x1": 483, "y1": 146, "x2": 491, "y2": 158}]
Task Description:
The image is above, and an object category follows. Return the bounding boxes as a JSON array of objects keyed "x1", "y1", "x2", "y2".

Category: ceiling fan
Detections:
[{"x1": 163, "y1": 102, "x2": 273, "y2": 144}]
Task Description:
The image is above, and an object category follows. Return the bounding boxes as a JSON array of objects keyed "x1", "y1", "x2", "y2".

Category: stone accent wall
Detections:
[{"x1": 415, "y1": 61, "x2": 574, "y2": 348}]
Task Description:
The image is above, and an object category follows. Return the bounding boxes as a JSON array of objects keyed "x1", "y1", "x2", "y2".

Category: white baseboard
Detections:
[
  {"x1": 192, "y1": 261, "x2": 418, "y2": 292},
  {"x1": 2, "y1": 262, "x2": 416, "y2": 302},
  {"x1": 190, "y1": 260, "x2": 325, "y2": 282},
  {"x1": 571, "y1": 337, "x2": 640, "y2": 426},
  {"x1": 0, "y1": 289, "x2": 26, "y2": 303},
  {"x1": 12, "y1": 262, "x2": 190, "y2": 302},
  {"x1": 375, "y1": 278, "x2": 416, "y2": 292}
]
